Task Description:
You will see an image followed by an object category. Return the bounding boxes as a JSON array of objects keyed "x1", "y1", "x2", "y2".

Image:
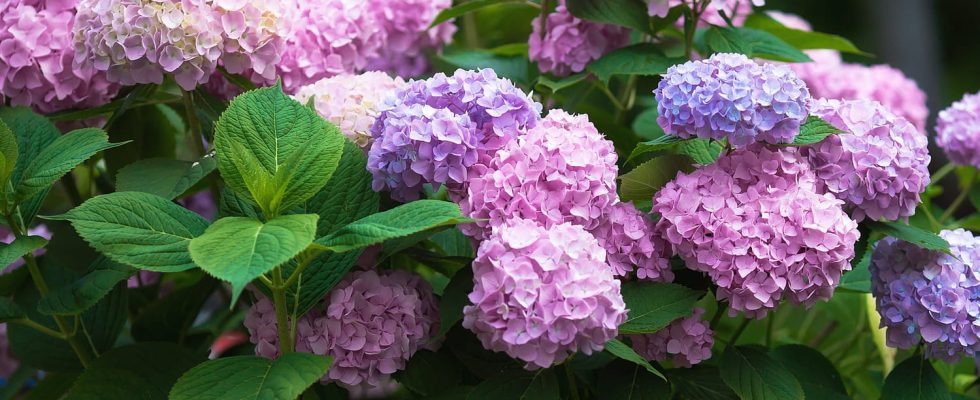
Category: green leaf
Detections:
[
  {"x1": 0, "y1": 297, "x2": 24, "y2": 322},
  {"x1": 676, "y1": 138, "x2": 723, "y2": 165},
  {"x1": 786, "y1": 116, "x2": 843, "y2": 146},
  {"x1": 626, "y1": 135, "x2": 685, "y2": 164},
  {"x1": 397, "y1": 350, "x2": 463, "y2": 397},
  {"x1": 169, "y1": 353, "x2": 333, "y2": 400},
  {"x1": 668, "y1": 365, "x2": 739, "y2": 400},
  {"x1": 618, "y1": 155, "x2": 695, "y2": 203},
  {"x1": 50, "y1": 192, "x2": 210, "y2": 272},
  {"x1": 586, "y1": 44, "x2": 685, "y2": 85},
  {"x1": 881, "y1": 356, "x2": 951, "y2": 400},
  {"x1": 116, "y1": 155, "x2": 216, "y2": 200},
  {"x1": 769, "y1": 345, "x2": 848, "y2": 399},
  {"x1": 619, "y1": 282, "x2": 702, "y2": 334},
  {"x1": 219, "y1": 187, "x2": 260, "y2": 219},
  {"x1": 467, "y1": 370, "x2": 560, "y2": 400},
  {"x1": 535, "y1": 73, "x2": 589, "y2": 94},
  {"x1": 65, "y1": 343, "x2": 203, "y2": 400},
  {"x1": 706, "y1": 26, "x2": 811, "y2": 62},
  {"x1": 631, "y1": 108, "x2": 666, "y2": 141},
  {"x1": 189, "y1": 214, "x2": 318, "y2": 302},
  {"x1": 743, "y1": 13, "x2": 869, "y2": 56},
  {"x1": 866, "y1": 221, "x2": 951, "y2": 254},
  {"x1": 439, "y1": 50, "x2": 532, "y2": 87},
  {"x1": 0, "y1": 107, "x2": 60, "y2": 222},
  {"x1": 719, "y1": 346, "x2": 804, "y2": 400},
  {"x1": 15, "y1": 128, "x2": 125, "y2": 203},
  {"x1": 105, "y1": 104, "x2": 180, "y2": 178},
  {"x1": 839, "y1": 245, "x2": 871, "y2": 293},
  {"x1": 37, "y1": 258, "x2": 132, "y2": 316},
  {"x1": 438, "y1": 267, "x2": 474, "y2": 338},
  {"x1": 316, "y1": 200, "x2": 471, "y2": 253},
  {"x1": 0, "y1": 236, "x2": 47, "y2": 268},
  {"x1": 0, "y1": 119, "x2": 18, "y2": 189},
  {"x1": 597, "y1": 360, "x2": 672, "y2": 400},
  {"x1": 214, "y1": 84, "x2": 345, "y2": 216},
  {"x1": 604, "y1": 339, "x2": 666, "y2": 380},
  {"x1": 131, "y1": 277, "x2": 217, "y2": 342},
  {"x1": 429, "y1": 0, "x2": 526, "y2": 27},
  {"x1": 566, "y1": 0, "x2": 652, "y2": 34},
  {"x1": 22, "y1": 372, "x2": 78, "y2": 400}
]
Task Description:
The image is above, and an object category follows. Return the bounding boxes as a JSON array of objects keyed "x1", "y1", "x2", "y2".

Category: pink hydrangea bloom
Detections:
[
  {"x1": 0, "y1": 324, "x2": 16, "y2": 380},
  {"x1": 629, "y1": 307, "x2": 714, "y2": 367},
  {"x1": 648, "y1": 0, "x2": 763, "y2": 26},
  {"x1": 801, "y1": 98, "x2": 931, "y2": 222},
  {"x1": 293, "y1": 72, "x2": 406, "y2": 149},
  {"x1": 459, "y1": 109, "x2": 618, "y2": 241},
  {"x1": 72, "y1": 0, "x2": 291, "y2": 91},
  {"x1": 936, "y1": 92, "x2": 980, "y2": 169},
  {"x1": 296, "y1": 270, "x2": 439, "y2": 388},
  {"x1": 245, "y1": 296, "x2": 291, "y2": 359},
  {"x1": 462, "y1": 219, "x2": 627, "y2": 369},
  {"x1": 364, "y1": 0, "x2": 456, "y2": 78},
  {"x1": 126, "y1": 271, "x2": 161, "y2": 289},
  {"x1": 654, "y1": 145, "x2": 859, "y2": 318},
  {"x1": 528, "y1": 0, "x2": 630, "y2": 77},
  {"x1": 0, "y1": 0, "x2": 118, "y2": 113},
  {"x1": 588, "y1": 201, "x2": 673, "y2": 282}
]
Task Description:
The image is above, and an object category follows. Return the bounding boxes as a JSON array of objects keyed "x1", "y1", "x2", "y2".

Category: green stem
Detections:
[
  {"x1": 727, "y1": 318, "x2": 751, "y2": 348},
  {"x1": 920, "y1": 203, "x2": 941, "y2": 232},
  {"x1": 940, "y1": 168, "x2": 978, "y2": 224},
  {"x1": 271, "y1": 268, "x2": 292, "y2": 355},
  {"x1": 614, "y1": 76, "x2": 638, "y2": 123},
  {"x1": 14, "y1": 319, "x2": 66, "y2": 339},
  {"x1": 281, "y1": 254, "x2": 318, "y2": 290},
  {"x1": 595, "y1": 82, "x2": 625, "y2": 110},
  {"x1": 182, "y1": 91, "x2": 206, "y2": 158},
  {"x1": 930, "y1": 162, "x2": 956, "y2": 185}
]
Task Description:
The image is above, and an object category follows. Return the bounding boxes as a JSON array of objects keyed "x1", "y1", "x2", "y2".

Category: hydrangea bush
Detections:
[{"x1": 0, "y1": 0, "x2": 977, "y2": 398}]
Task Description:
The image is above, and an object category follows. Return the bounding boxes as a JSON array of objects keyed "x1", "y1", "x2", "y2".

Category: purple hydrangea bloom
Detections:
[
  {"x1": 293, "y1": 72, "x2": 406, "y2": 149},
  {"x1": 870, "y1": 229, "x2": 980, "y2": 362},
  {"x1": 0, "y1": 0, "x2": 119, "y2": 114},
  {"x1": 588, "y1": 201, "x2": 673, "y2": 282},
  {"x1": 244, "y1": 296, "x2": 300, "y2": 360},
  {"x1": 936, "y1": 92, "x2": 980, "y2": 169},
  {"x1": 629, "y1": 307, "x2": 714, "y2": 367},
  {"x1": 296, "y1": 269, "x2": 439, "y2": 388},
  {"x1": 648, "y1": 0, "x2": 764, "y2": 27},
  {"x1": 363, "y1": 0, "x2": 456, "y2": 78},
  {"x1": 801, "y1": 98, "x2": 931, "y2": 222},
  {"x1": 528, "y1": 0, "x2": 630, "y2": 77},
  {"x1": 655, "y1": 53, "x2": 810, "y2": 147},
  {"x1": 654, "y1": 144, "x2": 860, "y2": 318},
  {"x1": 459, "y1": 109, "x2": 618, "y2": 241},
  {"x1": 368, "y1": 69, "x2": 541, "y2": 202},
  {"x1": 462, "y1": 218, "x2": 627, "y2": 369}
]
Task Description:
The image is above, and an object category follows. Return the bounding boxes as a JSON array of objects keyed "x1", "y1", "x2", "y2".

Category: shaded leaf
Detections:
[
  {"x1": 116, "y1": 155, "x2": 216, "y2": 200},
  {"x1": 439, "y1": 267, "x2": 474, "y2": 338},
  {"x1": 618, "y1": 155, "x2": 695, "y2": 204},
  {"x1": 587, "y1": 44, "x2": 684, "y2": 85},
  {"x1": 169, "y1": 354, "x2": 333, "y2": 400},
  {"x1": 706, "y1": 26, "x2": 811, "y2": 62},
  {"x1": 769, "y1": 345, "x2": 847, "y2": 399},
  {"x1": 316, "y1": 200, "x2": 471, "y2": 253},
  {"x1": 744, "y1": 13, "x2": 869, "y2": 56},
  {"x1": 467, "y1": 369, "x2": 559, "y2": 400},
  {"x1": 37, "y1": 258, "x2": 132, "y2": 315},
  {"x1": 881, "y1": 356, "x2": 951, "y2": 400},
  {"x1": 719, "y1": 346, "x2": 804, "y2": 400},
  {"x1": 866, "y1": 221, "x2": 951, "y2": 254},
  {"x1": 604, "y1": 339, "x2": 665, "y2": 380},
  {"x1": 566, "y1": 0, "x2": 652, "y2": 34},
  {"x1": 619, "y1": 282, "x2": 702, "y2": 334},
  {"x1": 668, "y1": 365, "x2": 738, "y2": 400},
  {"x1": 597, "y1": 360, "x2": 671, "y2": 400},
  {"x1": 65, "y1": 343, "x2": 203, "y2": 400},
  {"x1": 430, "y1": 0, "x2": 527, "y2": 27}
]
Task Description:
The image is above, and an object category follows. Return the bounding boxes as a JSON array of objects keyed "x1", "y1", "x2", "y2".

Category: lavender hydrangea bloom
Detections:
[
  {"x1": 459, "y1": 109, "x2": 618, "y2": 241},
  {"x1": 293, "y1": 72, "x2": 406, "y2": 149},
  {"x1": 528, "y1": 0, "x2": 630, "y2": 77},
  {"x1": 655, "y1": 53, "x2": 810, "y2": 147},
  {"x1": 368, "y1": 69, "x2": 541, "y2": 202},
  {"x1": 648, "y1": 0, "x2": 764, "y2": 27},
  {"x1": 936, "y1": 92, "x2": 980, "y2": 169},
  {"x1": 363, "y1": 0, "x2": 456, "y2": 78},
  {"x1": 244, "y1": 296, "x2": 305, "y2": 359},
  {"x1": 588, "y1": 201, "x2": 673, "y2": 282},
  {"x1": 462, "y1": 218, "x2": 627, "y2": 369},
  {"x1": 0, "y1": 0, "x2": 118, "y2": 114},
  {"x1": 870, "y1": 229, "x2": 980, "y2": 362},
  {"x1": 629, "y1": 307, "x2": 714, "y2": 367},
  {"x1": 801, "y1": 98, "x2": 931, "y2": 222},
  {"x1": 296, "y1": 269, "x2": 439, "y2": 388},
  {"x1": 654, "y1": 145, "x2": 860, "y2": 318}
]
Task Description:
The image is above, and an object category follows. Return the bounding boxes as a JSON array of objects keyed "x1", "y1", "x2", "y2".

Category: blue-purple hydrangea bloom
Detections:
[{"x1": 655, "y1": 53, "x2": 810, "y2": 147}]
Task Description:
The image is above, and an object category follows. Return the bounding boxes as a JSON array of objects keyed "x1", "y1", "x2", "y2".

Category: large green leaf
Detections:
[
  {"x1": 396, "y1": 350, "x2": 463, "y2": 397},
  {"x1": 618, "y1": 155, "x2": 694, "y2": 204},
  {"x1": 0, "y1": 297, "x2": 24, "y2": 322},
  {"x1": 587, "y1": 44, "x2": 685, "y2": 85},
  {"x1": 0, "y1": 119, "x2": 17, "y2": 190},
  {"x1": 881, "y1": 356, "x2": 951, "y2": 400},
  {"x1": 316, "y1": 200, "x2": 471, "y2": 253},
  {"x1": 65, "y1": 343, "x2": 203, "y2": 400},
  {"x1": 22, "y1": 372, "x2": 78, "y2": 400},
  {"x1": 566, "y1": 0, "x2": 652, "y2": 34},
  {"x1": 619, "y1": 282, "x2": 702, "y2": 334},
  {"x1": 37, "y1": 258, "x2": 132, "y2": 316},
  {"x1": 668, "y1": 365, "x2": 738, "y2": 400},
  {"x1": 438, "y1": 51, "x2": 532, "y2": 87},
  {"x1": 131, "y1": 277, "x2": 217, "y2": 343},
  {"x1": 839, "y1": 245, "x2": 872, "y2": 293},
  {"x1": 743, "y1": 13, "x2": 869, "y2": 56},
  {"x1": 597, "y1": 360, "x2": 672, "y2": 400},
  {"x1": 116, "y1": 155, "x2": 216, "y2": 200},
  {"x1": 535, "y1": 73, "x2": 589, "y2": 95},
  {"x1": 719, "y1": 346, "x2": 804, "y2": 400},
  {"x1": 0, "y1": 236, "x2": 47, "y2": 268},
  {"x1": 105, "y1": 104, "x2": 180, "y2": 178},
  {"x1": 676, "y1": 138, "x2": 723, "y2": 165},
  {"x1": 785, "y1": 116, "x2": 844, "y2": 146},
  {"x1": 214, "y1": 84, "x2": 344, "y2": 216},
  {"x1": 626, "y1": 135, "x2": 685, "y2": 164},
  {"x1": 866, "y1": 221, "x2": 951, "y2": 254},
  {"x1": 50, "y1": 192, "x2": 210, "y2": 272},
  {"x1": 438, "y1": 267, "x2": 474, "y2": 338},
  {"x1": 706, "y1": 26, "x2": 811, "y2": 62},
  {"x1": 0, "y1": 108, "x2": 60, "y2": 222},
  {"x1": 15, "y1": 128, "x2": 124, "y2": 203},
  {"x1": 604, "y1": 339, "x2": 665, "y2": 380},
  {"x1": 769, "y1": 345, "x2": 847, "y2": 399},
  {"x1": 468, "y1": 370, "x2": 559, "y2": 400},
  {"x1": 189, "y1": 214, "x2": 318, "y2": 302},
  {"x1": 429, "y1": 0, "x2": 527, "y2": 27},
  {"x1": 169, "y1": 353, "x2": 333, "y2": 400}
]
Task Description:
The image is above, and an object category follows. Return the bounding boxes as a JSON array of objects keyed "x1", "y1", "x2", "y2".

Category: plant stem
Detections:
[
  {"x1": 727, "y1": 318, "x2": 751, "y2": 348},
  {"x1": 595, "y1": 82, "x2": 625, "y2": 110},
  {"x1": 182, "y1": 90, "x2": 206, "y2": 158},
  {"x1": 271, "y1": 267, "x2": 292, "y2": 355},
  {"x1": 14, "y1": 319, "x2": 66, "y2": 339},
  {"x1": 614, "y1": 76, "x2": 638, "y2": 123},
  {"x1": 920, "y1": 203, "x2": 941, "y2": 232},
  {"x1": 930, "y1": 162, "x2": 956, "y2": 185},
  {"x1": 940, "y1": 168, "x2": 978, "y2": 224}
]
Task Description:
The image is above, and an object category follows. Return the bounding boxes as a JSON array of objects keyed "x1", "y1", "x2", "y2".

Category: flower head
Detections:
[
  {"x1": 368, "y1": 69, "x2": 541, "y2": 201},
  {"x1": 459, "y1": 109, "x2": 617, "y2": 240},
  {"x1": 648, "y1": 0, "x2": 764, "y2": 27},
  {"x1": 1, "y1": 0, "x2": 118, "y2": 113},
  {"x1": 528, "y1": 0, "x2": 630, "y2": 77},
  {"x1": 801, "y1": 98, "x2": 931, "y2": 221},
  {"x1": 588, "y1": 201, "x2": 673, "y2": 282},
  {"x1": 364, "y1": 0, "x2": 456, "y2": 78},
  {"x1": 654, "y1": 144, "x2": 859, "y2": 318},
  {"x1": 870, "y1": 229, "x2": 980, "y2": 362},
  {"x1": 293, "y1": 72, "x2": 405, "y2": 149},
  {"x1": 936, "y1": 92, "x2": 980, "y2": 169},
  {"x1": 655, "y1": 53, "x2": 810, "y2": 147},
  {"x1": 462, "y1": 218, "x2": 626, "y2": 369},
  {"x1": 630, "y1": 307, "x2": 714, "y2": 367}
]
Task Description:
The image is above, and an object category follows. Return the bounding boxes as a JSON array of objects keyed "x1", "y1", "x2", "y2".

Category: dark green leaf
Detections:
[
  {"x1": 866, "y1": 221, "x2": 951, "y2": 254},
  {"x1": 0, "y1": 119, "x2": 18, "y2": 189},
  {"x1": 22, "y1": 372, "x2": 78, "y2": 400},
  {"x1": 707, "y1": 26, "x2": 811, "y2": 62},
  {"x1": 439, "y1": 267, "x2": 474, "y2": 338},
  {"x1": 316, "y1": 200, "x2": 471, "y2": 253},
  {"x1": 0, "y1": 236, "x2": 47, "y2": 269},
  {"x1": 618, "y1": 155, "x2": 695, "y2": 203},
  {"x1": 430, "y1": 0, "x2": 526, "y2": 27},
  {"x1": 676, "y1": 139, "x2": 723, "y2": 165},
  {"x1": 37, "y1": 258, "x2": 132, "y2": 316},
  {"x1": 132, "y1": 277, "x2": 217, "y2": 342},
  {"x1": 535, "y1": 73, "x2": 589, "y2": 94},
  {"x1": 116, "y1": 155, "x2": 216, "y2": 200},
  {"x1": 743, "y1": 13, "x2": 869, "y2": 56},
  {"x1": 619, "y1": 282, "x2": 702, "y2": 334},
  {"x1": 397, "y1": 350, "x2": 463, "y2": 397},
  {"x1": 668, "y1": 365, "x2": 738, "y2": 400},
  {"x1": 587, "y1": 44, "x2": 685, "y2": 85},
  {"x1": 219, "y1": 188, "x2": 260, "y2": 219},
  {"x1": 105, "y1": 104, "x2": 180, "y2": 178},
  {"x1": 597, "y1": 360, "x2": 672, "y2": 400},
  {"x1": 0, "y1": 297, "x2": 24, "y2": 322},
  {"x1": 626, "y1": 135, "x2": 684, "y2": 164},
  {"x1": 566, "y1": 0, "x2": 652, "y2": 34},
  {"x1": 769, "y1": 345, "x2": 847, "y2": 399},
  {"x1": 786, "y1": 116, "x2": 843, "y2": 146},
  {"x1": 467, "y1": 369, "x2": 560, "y2": 400},
  {"x1": 881, "y1": 356, "x2": 951, "y2": 400},
  {"x1": 719, "y1": 346, "x2": 804, "y2": 400},
  {"x1": 0, "y1": 367, "x2": 38, "y2": 400},
  {"x1": 604, "y1": 339, "x2": 665, "y2": 380},
  {"x1": 439, "y1": 51, "x2": 532, "y2": 86},
  {"x1": 65, "y1": 343, "x2": 203, "y2": 400},
  {"x1": 0, "y1": 107, "x2": 59, "y2": 223},
  {"x1": 15, "y1": 128, "x2": 125, "y2": 203},
  {"x1": 169, "y1": 354, "x2": 333, "y2": 400},
  {"x1": 630, "y1": 108, "x2": 666, "y2": 141},
  {"x1": 839, "y1": 245, "x2": 871, "y2": 293}
]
